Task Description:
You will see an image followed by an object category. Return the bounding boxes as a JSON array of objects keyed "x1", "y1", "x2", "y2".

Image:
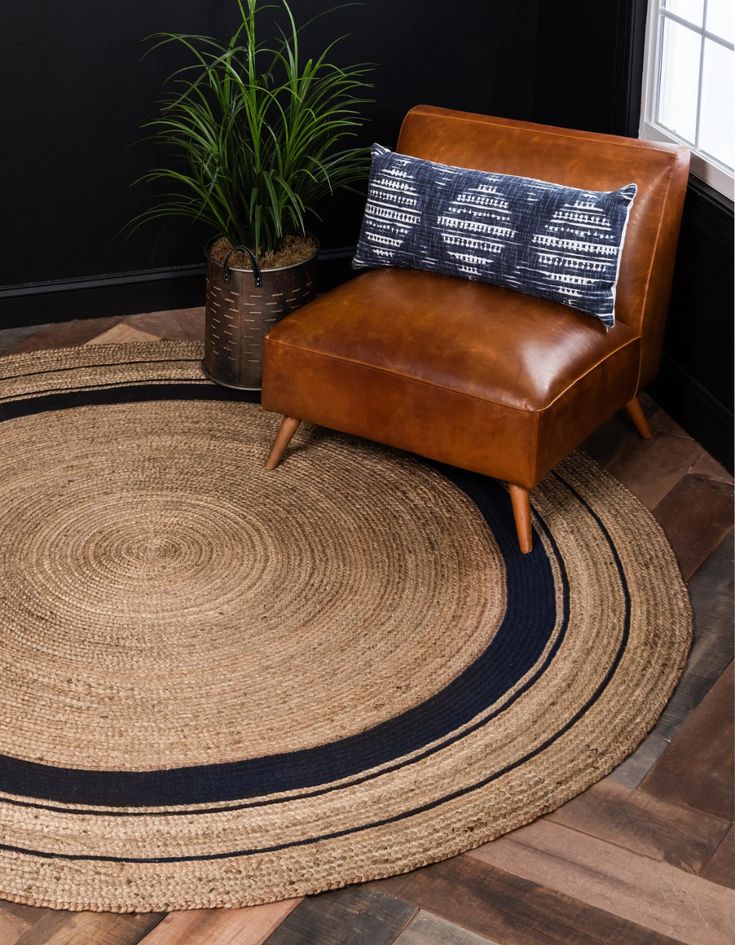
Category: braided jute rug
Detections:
[{"x1": 0, "y1": 342, "x2": 691, "y2": 912}]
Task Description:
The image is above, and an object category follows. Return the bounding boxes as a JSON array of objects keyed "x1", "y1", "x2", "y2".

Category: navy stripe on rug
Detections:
[
  {"x1": 0, "y1": 381, "x2": 559, "y2": 808},
  {"x1": 0, "y1": 472, "x2": 629, "y2": 863}
]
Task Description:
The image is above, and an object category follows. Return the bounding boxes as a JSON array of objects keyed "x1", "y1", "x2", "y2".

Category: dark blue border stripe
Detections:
[
  {"x1": 0, "y1": 506, "x2": 570, "y2": 819},
  {"x1": 0, "y1": 380, "x2": 557, "y2": 809},
  {"x1": 0, "y1": 380, "x2": 257, "y2": 422},
  {"x1": 0, "y1": 473, "x2": 630, "y2": 864}
]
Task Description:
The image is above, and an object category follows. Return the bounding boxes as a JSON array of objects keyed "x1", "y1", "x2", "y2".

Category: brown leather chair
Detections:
[{"x1": 261, "y1": 106, "x2": 690, "y2": 552}]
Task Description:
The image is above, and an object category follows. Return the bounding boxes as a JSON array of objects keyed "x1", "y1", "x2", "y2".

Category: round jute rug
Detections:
[{"x1": 0, "y1": 342, "x2": 691, "y2": 912}]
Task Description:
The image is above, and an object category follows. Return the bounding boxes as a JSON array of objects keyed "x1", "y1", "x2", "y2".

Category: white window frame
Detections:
[{"x1": 640, "y1": 0, "x2": 734, "y2": 200}]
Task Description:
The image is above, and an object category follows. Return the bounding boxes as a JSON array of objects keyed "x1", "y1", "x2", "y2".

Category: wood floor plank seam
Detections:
[
  {"x1": 385, "y1": 905, "x2": 425, "y2": 945},
  {"x1": 373, "y1": 854, "x2": 691, "y2": 945},
  {"x1": 701, "y1": 826, "x2": 735, "y2": 870},
  {"x1": 134, "y1": 899, "x2": 300, "y2": 945},
  {"x1": 641, "y1": 663, "x2": 734, "y2": 822},
  {"x1": 392, "y1": 911, "x2": 504, "y2": 945},
  {"x1": 698, "y1": 825, "x2": 735, "y2": 890},
  {"x1": 261, "y1": 888, "x2": 418, "y2": 945},
  {"x1": 468, "y1": 820, "x2": 735, "y2": 945},
  {"x1": 547, "y1": 779, "x2": 731, "y2": 875}
]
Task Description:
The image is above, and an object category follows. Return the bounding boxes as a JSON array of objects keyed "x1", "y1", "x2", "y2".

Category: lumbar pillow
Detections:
[{"x1": 353, "y1": 144, "x2": 637, "y2": 327}]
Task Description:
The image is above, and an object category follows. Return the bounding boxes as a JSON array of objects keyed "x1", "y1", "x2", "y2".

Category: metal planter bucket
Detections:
[{"x1": 202, "y1": 236, "x2": 318, "y2": 390}]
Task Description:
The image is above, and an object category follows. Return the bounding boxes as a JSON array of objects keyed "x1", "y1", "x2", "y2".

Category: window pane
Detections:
[
  {"x1": 664, "y1": 0, "x2": 704, "y2": 26},
  {"x1": 706, "y1": 0, "x2": 735, "y2": 43},
  {"x1": 657, "y1": 18, "x2": 701, "y2": 142},
  {"x1": 699, "y1": 40, "x2": 735, "y2": 168}
]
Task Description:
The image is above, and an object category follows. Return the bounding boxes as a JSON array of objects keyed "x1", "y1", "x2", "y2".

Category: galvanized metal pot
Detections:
[{"x1": 202, "y1": 236, "x2": 318, "y2": 390}]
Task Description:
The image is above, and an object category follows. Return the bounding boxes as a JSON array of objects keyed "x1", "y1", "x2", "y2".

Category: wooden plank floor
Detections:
[{"x1": 0, "y1": 311, "x2": 732, "y2": 945}]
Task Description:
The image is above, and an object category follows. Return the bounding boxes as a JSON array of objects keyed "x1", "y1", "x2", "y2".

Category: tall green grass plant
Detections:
[{"x1": 130, "y1": 0, "x2": 371, "y2": 257}]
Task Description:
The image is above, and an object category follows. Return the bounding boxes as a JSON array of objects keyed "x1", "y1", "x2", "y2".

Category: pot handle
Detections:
[{"x1": 223, "y1": 244, "x2": 263, "y2": 288}]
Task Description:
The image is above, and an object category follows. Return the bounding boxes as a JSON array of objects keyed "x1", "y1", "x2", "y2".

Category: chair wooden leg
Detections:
[
  {"x1": 625, "y1": 396, "x2": 653, "y2": 440},
  {"x1": 508, "y1": 484, "x2": 533, "y2": 554},
  {"x1": 265, "y1": 416, "x2": 301, "y2": 470}
]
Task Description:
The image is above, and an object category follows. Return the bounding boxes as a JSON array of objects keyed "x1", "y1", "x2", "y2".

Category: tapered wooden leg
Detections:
[
  {"x1": 625, "y1": 396, "x2": 653, "y2": 440},
  {"x1": 265, "y1": 416, "x2": 301, "y2": 470},
  {"x1": 508, "y1": 484, "x2": 533, "y2": 554}
]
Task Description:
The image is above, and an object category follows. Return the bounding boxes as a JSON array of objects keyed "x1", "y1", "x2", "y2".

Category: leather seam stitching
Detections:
[
  {"x1": 633, "y1": 157, "x2": 680, "y2": 392},
  {"x1": 530, "y1": 411, "x2": 541, "y2": 485},
  {"x1": 266, "y1": 335, "x2": 641, "y2": 415},
  {"x1": 406, "y1": 107, "x2": 690, "y2": 156},
  {"x1": 539, "y1": 337, "x2": 641, "y2": 412}
]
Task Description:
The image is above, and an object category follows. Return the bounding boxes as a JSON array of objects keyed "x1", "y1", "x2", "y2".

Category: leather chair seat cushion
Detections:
[
  {"x1": 265, "y1": 268, "x2": 639, "y2": 411},
  {"x1": 262, "y1": 268, "x2": 641, "y2": 486}
]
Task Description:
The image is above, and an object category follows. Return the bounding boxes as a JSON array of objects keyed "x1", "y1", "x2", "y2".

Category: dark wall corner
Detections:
[
  {"x1": 532, "y1": 0, "x2": 647, "y2": 136},
  {"x1": 0, "y1": 0, "x2": 539, "y2": 328},
  {"x1": 652, "y1": 179, "x2": 734, "y2": 470},
  {"x1": 531, "y1": 0, "x2": 733, "y2": 468}
]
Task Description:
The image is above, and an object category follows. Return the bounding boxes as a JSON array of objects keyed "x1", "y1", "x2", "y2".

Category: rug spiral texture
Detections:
[{"x1": 0, "y1": 342, "x2": 691, "y2": 912}]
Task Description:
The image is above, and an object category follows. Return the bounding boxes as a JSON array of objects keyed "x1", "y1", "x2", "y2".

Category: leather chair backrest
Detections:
[{"x1": 397, "y1": 105, "x2": 690, "y2": 387}]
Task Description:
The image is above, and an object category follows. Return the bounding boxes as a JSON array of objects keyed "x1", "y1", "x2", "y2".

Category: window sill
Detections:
[{"x1": 639, "y1": 120, "x2": 734, "y2": 201}]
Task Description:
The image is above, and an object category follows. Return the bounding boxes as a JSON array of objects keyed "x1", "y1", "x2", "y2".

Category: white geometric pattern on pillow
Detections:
[{"x1": 353, "y1": 144, "x2": 637, "y2": 327}]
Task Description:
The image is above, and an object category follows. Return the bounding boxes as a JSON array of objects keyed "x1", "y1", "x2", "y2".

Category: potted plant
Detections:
[{"x1": 130, "y1": 0, "x2": 371, "y2": 389}]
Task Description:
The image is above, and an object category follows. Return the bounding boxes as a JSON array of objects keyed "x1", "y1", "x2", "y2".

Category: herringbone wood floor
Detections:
[{"x1": 0, "y1": 310, "x2": 732, "y2": 945}]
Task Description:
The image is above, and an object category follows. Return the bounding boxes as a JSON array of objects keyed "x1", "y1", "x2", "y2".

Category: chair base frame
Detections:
[
  {"x1": 265, "y1": 416, "x2": 301, "y2": 471},
  {"x1": 264, "y1": 395, "x2": 653, "y2": 553},
  {"x1": 625, "y1": 396, "x2": 653, "y2": 440}
]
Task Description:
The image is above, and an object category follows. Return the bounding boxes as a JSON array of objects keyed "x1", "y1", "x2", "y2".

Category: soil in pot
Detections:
[{"x1": 209, "y1": 234, "x2": 318, "y2": 270}]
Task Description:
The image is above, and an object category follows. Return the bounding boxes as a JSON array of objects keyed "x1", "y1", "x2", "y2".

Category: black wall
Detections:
[
  {"x1": 0, "y1": 0, "x2": 538, "y2": 320},
  {"x1": 651, "y1": 181, "x2": 734, "y2": 468},
  {"x1": 0, "y1": 0, "x2": 731, "y2": 466},
  {"x1": 532, "y1": 0, "x2": 733, "y2": 470}
]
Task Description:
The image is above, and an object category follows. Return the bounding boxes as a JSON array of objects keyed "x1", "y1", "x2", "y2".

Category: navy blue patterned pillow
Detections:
[{"x1": 353, "y1": 144, "x2": 637, "y2": 327}]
